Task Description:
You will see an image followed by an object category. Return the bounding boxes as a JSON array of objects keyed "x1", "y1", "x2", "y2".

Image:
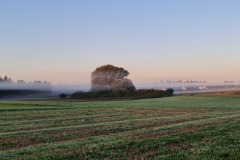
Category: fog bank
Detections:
[
  {"x1": 135, "y1": 82, "x2": 240, "y2": 94},
  {"x1": 1, "y1": 81, "x2": 240, "y2": 100}
]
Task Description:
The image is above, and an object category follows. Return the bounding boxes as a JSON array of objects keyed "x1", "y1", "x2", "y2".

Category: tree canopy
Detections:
[{"x1": 91, "y1": 64, "x2": 135, "y2": 92}]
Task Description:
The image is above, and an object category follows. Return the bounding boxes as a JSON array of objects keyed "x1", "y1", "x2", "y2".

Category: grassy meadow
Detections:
[{"x1": 1, "y1": 94, "x2": 240, "y2": 159}]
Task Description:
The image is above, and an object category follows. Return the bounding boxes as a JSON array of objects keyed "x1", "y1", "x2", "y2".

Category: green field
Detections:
[{"x1": 1, "y1": 94, "x2": 240, "y2": 159}]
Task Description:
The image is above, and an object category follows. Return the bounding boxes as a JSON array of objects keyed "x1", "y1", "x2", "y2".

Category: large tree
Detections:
[{"x1": 91, "y1": 64, "x2": 135, "y2": 92}]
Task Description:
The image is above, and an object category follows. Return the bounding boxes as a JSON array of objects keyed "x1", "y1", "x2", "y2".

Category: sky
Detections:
[{"x1": 0, "y1": 0, "x2": 240, "y2": 84}]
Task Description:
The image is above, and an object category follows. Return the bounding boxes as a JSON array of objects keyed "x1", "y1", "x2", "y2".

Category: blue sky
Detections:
[{"x1": 1, "y1": 1, "x2": 240, "y2": 84}]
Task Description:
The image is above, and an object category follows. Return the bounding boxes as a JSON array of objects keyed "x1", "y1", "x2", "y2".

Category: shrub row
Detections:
[{"x1": 70, "y1": 88, "x2": 174, "y2": 99}]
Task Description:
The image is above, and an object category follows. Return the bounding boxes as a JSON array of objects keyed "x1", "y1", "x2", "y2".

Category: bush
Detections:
[
  {"x1": 70, "y1": 88, "x2": 174, "y2": 99},
  {"x1": 166, "y1": 88, "x2": 174, "y2": 95},
  {"x1": 59, "y1": 93, "x2": 67, "y2": 99}
]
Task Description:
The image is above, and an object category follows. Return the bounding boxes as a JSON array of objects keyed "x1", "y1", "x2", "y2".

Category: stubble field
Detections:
[{"x1": 1, "y1": 94, "x2": 240, "y2": 159}]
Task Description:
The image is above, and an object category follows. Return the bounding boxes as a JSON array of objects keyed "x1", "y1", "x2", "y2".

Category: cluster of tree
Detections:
[
  {"x1": 17, "y1": 80, "x2": 50, "y2": 84},
  {"x1": 33, "y1": 80, "x2": 50, "y2": 84},
  {"x1": 0, "y1": 75, "x2": 50, "y2": 84},
  {"x1": 70, "y1": 88, "x2": 174, "y2": 99},
  {"x1": 0, "y1": 76, "x2": 12, "y2": 83},
  {"x1": 70, "y1": 64, "x2": 174, "y2": 99},
  {"x1": 91, "y1": 64, "x2": 135, "y2": 92},
  {"x1": 17, "y1": 80, "x2": 26, "y2": 83}
]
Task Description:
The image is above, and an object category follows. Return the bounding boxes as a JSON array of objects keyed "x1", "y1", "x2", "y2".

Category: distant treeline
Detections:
[
  {"x1": 0, "y1": 90, "x2": 51, "y2": 99},
  {"x1": 70, "y1": 88, "x2": 174, "y2": 99},
  {"x1": 0, "y1": 76, "x2": 12, "y2": 82},
  {"x1": 0, "y1": 75, "x2": 50, "y2": 84},
  {"x1": 0, "y1": 75, "x2": 52, "y2": 99}
]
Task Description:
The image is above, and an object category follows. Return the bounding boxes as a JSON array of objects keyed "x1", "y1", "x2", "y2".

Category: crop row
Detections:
[{"x1": 1, "y1": 115, "x2": 240, "y2": 159}]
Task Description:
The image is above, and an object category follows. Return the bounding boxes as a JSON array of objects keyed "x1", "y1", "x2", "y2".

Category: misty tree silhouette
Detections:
[{"x1": 91, "y1": 64, "x2": 135, "y2": 92}]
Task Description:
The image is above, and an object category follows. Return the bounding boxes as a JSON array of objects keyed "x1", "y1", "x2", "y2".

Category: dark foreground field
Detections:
[{"x1": 1, "y1": 94, "x2": 240, "y2": 159}]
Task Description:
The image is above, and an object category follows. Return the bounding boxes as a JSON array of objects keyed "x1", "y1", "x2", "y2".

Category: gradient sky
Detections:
[{"x1": 1, "y1": 0, "x2": 240, "y2": 84}]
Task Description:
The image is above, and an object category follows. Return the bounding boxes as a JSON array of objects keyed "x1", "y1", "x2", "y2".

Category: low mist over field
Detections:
[
  {"x1": 1, "y1": 80, "x2": 240, "y2": 100},
  {"x1": 0, "y1": 82, "x2": 51, "y2": 91},
  {"x1": 54, "y1": 81, "x2": 240, "y2": 94},
  {"x1": 136, "y1": 81, "x2": 240, "y2": 93}
]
